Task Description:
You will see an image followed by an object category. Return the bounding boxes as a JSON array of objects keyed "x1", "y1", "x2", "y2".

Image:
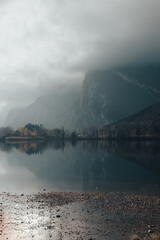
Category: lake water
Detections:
[{"x1": 0, "y1": 140, "x2": 160, "y2": 193}]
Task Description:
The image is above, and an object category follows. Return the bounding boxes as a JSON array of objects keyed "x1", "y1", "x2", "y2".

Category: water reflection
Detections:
[
  {"x1": 0, "y1": 141, "x2": 65, "y2": 154},
  {"x1": 0, "y1": 140, "x2": 160, "y2": 193}
]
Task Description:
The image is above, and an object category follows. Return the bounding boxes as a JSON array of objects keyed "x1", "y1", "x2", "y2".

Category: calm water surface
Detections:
[{"x1": 0, "y1": 140, "x2": 160, "y2": 193}]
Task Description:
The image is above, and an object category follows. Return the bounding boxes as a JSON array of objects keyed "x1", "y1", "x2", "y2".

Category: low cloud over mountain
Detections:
[{"x1": 0, "y1": 0, "x2": 160, "y2": 121}]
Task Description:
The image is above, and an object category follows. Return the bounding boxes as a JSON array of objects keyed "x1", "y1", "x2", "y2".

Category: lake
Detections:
[{"x1": 0, "y1": 140, "x2": 160, "y2": 193}]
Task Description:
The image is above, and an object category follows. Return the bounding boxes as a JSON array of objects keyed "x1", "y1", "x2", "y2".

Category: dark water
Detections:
[{"x1": 0, "y1": 140, "x2": 160, "y2": 193}]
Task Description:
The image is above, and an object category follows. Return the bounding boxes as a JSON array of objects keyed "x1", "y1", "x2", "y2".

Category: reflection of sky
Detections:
[
  {"x1": 0, "y1": 143, "x2": 160, "y2": 194},
  {"x1": 0, "y1": 154, "x2": 6, "y2": 175},
  {"x1": 0, "y1": 151, "x2": 47, "y2": 193},
  {"x1": 0, "y1": 148, "x2": 86, "y2": 193}
]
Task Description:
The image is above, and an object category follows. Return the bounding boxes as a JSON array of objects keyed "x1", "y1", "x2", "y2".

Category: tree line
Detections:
[
  {"x1": 0, "y1": 123, "x2": 100, "y2": 141},
  {"x1": 1, "y1": 120, "x2": 159, "y2": 141}
]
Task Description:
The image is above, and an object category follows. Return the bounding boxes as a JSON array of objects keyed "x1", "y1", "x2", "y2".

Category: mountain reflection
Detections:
[
  {"x1": 0, "y1": 140, "x2": 160, "y2": 192},
  {"x1": 1, "y1": 140, "x2": 160, "y2": 174}
]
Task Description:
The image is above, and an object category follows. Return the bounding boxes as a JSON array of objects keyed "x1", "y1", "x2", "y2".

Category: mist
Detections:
[{"x1": 0, "y1": 0, "x2": 160, "y2": 122}]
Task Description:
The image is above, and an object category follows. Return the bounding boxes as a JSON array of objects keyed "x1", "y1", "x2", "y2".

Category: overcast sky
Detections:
[{"x1": 0, "y1": 0, "x2": 160, "y2": 120}]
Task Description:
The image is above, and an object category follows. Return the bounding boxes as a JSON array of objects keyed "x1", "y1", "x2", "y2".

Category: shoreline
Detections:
[
  {"x1": 0, "y1": 191, "x2": 160, "y2": 239},
  {"x1": 4, "y1": 136, "x2": 160, "y2": 142}
]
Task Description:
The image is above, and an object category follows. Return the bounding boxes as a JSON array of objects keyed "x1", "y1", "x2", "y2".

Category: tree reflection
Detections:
[
  {"x1": 1, "y1": 140, "x2": 160, "y2": 174},
  {"x1": 0, "y1": 140, "x2": 65, "y2": 154}
]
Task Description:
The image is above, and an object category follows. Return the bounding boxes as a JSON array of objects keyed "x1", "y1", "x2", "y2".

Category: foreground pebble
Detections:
[{"x1": 0, "y1": 192, "x2": 159, "y2": 240}]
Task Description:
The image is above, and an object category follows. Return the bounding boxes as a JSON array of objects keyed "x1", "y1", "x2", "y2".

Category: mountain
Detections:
[
  {"x1": 78, "y1": 65, "x2": 160, "y2": 128},
  {"x1": 5, "y1": 108, "x2": 23, "y2": 127},
  {"x1": 5, "y1": 64, "x2": 160, "y2": 130},
  {"x1": 102, "y1": 102, "x2": 160, "y2": 138},
  {"x1": 5, "y1": 88, "x2": 80, "y2": 129}
]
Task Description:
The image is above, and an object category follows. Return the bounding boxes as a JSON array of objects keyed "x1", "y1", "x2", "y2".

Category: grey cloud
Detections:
[
  {"x1": 59, "y1": 0, "x2": 160, "y2": 70},
  {"x1": 0, "y1": 0, "x2": 160, "y2": 121}
]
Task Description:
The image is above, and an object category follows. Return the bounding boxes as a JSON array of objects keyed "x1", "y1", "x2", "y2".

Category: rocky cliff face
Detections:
[
  {"x1": 77, "y1": 65, "x2": 160, "y2": 128},
  {"x1": 5, "y1": 65, "x2": 160, "y2": 130}
]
